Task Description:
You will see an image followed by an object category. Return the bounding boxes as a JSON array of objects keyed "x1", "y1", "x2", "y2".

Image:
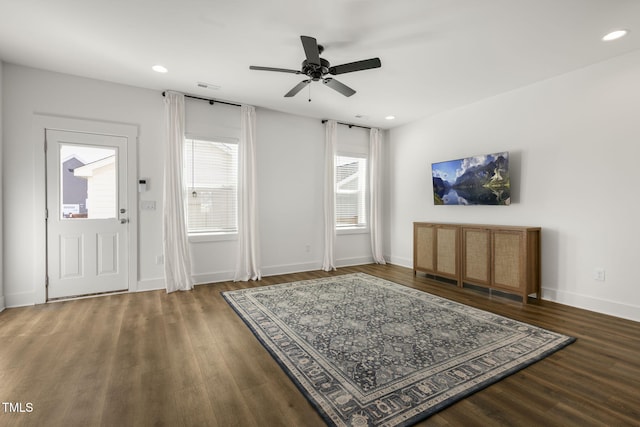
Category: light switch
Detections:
[{"x1": 140, "y1": 200, "x2": 156, "y2": 211}]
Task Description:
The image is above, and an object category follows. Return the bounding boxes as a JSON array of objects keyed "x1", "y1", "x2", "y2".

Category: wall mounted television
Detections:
[{"x1": 432, "y1": 151, "x2": 510, "y2": 205}]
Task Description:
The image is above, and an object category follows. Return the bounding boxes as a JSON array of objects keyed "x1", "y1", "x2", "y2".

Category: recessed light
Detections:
[
  {"x1": 385, "y1": 115, "x2": 396, "y2": 120},
  {"x1": 602, "y1": 30, "x2": 628, "y2": 41},
  {"x1": 152, "y1": 65, "x2": 168, "y2": 73}
]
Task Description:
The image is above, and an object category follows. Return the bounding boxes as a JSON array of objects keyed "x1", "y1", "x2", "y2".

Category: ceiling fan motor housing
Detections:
[{"x1": 302, "y1": 58, "x2": 330, "y2": 81}]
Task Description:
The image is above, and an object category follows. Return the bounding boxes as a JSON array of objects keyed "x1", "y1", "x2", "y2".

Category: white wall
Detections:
[
  {"x1": 0, "y1": 60, "x2": 4, "y2": 312},
  {"x1": 5, "y1": 53, "x2": 637, "y2": 321},
  {"x1": 388, "y1": 50, "x2": 640, "y2": 322},
  {"x1": 185, "y1": 100, "x2": 374, "y2": 283},
  {"x1": 256, "y1": 109, "x2": 325, "y2": 275},
  {"x1": 1, "y1": 64, "x2": 376, "y2": 305},
  {"x1": 2, "y1": 64, "x2": 163, "y2": 304}
]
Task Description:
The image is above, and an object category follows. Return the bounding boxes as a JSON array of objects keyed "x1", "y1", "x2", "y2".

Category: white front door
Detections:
[{"x1": 46, "y1": 129, "x2": 129, "y2": 299}]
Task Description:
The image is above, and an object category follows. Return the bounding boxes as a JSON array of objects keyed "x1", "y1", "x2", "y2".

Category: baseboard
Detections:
[
  {"x1": 139, "y1": 274, "x2": 234, "y2": 288},
  {"x1": 136, "y1": 278, "x2": 165, "y2": 292},
  {"x1": 192, "y1": 271, "x2": 235, "y2": 285},
  {"x1": 0, "y1": 295, "x2": 5, "y2": 312},
  {"x1": 191, "y1": 258, "x2": 381, "y2": 285},
  {"x1": 139, "y1": 264, "x2": 325, "y2": 289},
  {"x1": 260, "y1": 261, "x2": 323, "y2": 277},
  {"x1": 387, "y1": 255, "x2": 412, "y2": 269},
  {"x1": 542, "y1": 287, "x2": 640, "y2": 323},
  {"x1": 193, "y1": 261, "x2": 324, "y2": 284},
  {"x1": 336, "y1": 256, "x2": 375, "y2": 268},
  {"x1": 138, "y1": 273, "x2": 235, "y2": 289},
  {"x1": 5, "y1": 291, "x2": 36, "y2": 308}
]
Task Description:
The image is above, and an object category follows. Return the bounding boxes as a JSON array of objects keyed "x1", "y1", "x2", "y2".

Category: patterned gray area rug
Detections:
[{"x1": 222, "y1": 273, "x2": 575, "y2": 427}]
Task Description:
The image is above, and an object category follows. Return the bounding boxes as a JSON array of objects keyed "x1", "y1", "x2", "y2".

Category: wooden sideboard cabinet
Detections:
[{"x1": 414, "y1": 222, "x2": 541, "y2": 303}]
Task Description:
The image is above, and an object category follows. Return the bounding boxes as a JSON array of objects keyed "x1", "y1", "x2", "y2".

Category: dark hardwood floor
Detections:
[{"x1": 0, "y1": 264, "x2": 638, "y2": 426}]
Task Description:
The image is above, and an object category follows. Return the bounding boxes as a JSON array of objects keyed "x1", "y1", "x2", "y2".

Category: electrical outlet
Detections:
[
  {"x1": 156, "y1": 255, "x2": 164, "y2": 265},
  {"x1": 593, "y1": 268, "x2": 605, "y2": 281},
  {"x1": 305, "y1": 244, "x2": 311, "y2": 253}
]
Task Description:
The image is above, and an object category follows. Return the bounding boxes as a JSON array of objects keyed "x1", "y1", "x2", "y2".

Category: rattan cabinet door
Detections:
[
  {"x1": 414, "y1": 223, "x2": 435, "y2": 273},
  {"x1": 492, "y1": 230, "x2": 524, "y2": 291},
  {"x1": 435, "y1": 225, "x2": 459, "y2": 277},
  {"x1": 462, "y1": 227, "x2": 491, "y2": 286}
]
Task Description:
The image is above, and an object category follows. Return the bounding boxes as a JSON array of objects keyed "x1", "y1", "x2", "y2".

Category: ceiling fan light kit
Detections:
[{"x1": 250, "y1": 35, "x2": 381, "y2": 98}]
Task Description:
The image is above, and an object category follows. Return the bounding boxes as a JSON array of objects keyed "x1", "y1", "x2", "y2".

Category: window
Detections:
[
  {"x1": 336, "y1": 154, "x2": 367, "y2": 229},
  {"x1": 60, "y1": 144, "x2": 117, "y2": 219},
  {"x1": 184, "y1": 138, "x2": 238, "y2": 234}
]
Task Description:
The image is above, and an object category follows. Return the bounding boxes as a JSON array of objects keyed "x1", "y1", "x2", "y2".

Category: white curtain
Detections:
[
  {"x1": 369, "y1": 128, "x2": 386, "y2": 264},
  {"x1": 234, "y1": 105, "x2": 261, "y2": 281},
  {"x1": 163, "y1": 91, "x2": 193, "y2": 292},
  {"x1": 322, "y1": 120, "x2": 337, "y2": 271}
]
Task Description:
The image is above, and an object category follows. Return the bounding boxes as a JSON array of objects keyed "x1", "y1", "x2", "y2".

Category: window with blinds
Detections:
[
  {"x1": 336, "y1": 155, "x2": 367, "y2": 229},
  {"x1": 184, "y1": 138, "x2": 238, "y2": 234}
]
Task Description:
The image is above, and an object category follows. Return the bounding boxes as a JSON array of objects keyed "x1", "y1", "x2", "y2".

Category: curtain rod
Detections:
[
  {"x1": 321, "y1": 119, "x2": 371, "y2": 130},
  {"x1": 161, "y1": 93, "x2": 371, "y2": 128},
  {"x1": 161, "y1": 91, "x2": 241, "y2": 107}
]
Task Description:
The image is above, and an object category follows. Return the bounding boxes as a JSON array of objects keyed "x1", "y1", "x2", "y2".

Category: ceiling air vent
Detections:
[{"x1": 196, "y1": 81, "x2": 221, "y2": 90}]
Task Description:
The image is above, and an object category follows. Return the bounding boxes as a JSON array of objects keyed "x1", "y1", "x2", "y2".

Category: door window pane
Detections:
[{"x1": 60, "y1": 144, "x2": 117, "y2": 219}]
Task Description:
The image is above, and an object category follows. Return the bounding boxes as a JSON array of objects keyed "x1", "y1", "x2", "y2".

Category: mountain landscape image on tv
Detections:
[{"x1": 432, "y1": 152, "x2": 510, "y2": 205}]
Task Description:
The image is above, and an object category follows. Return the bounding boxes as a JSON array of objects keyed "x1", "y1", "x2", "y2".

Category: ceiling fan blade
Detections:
[
  {"x1": 300, "y1": 35, "x2": 321, "y2": 66},
  {"x1": 284, "y1": 79, "x2": 311, "y2": 97},
  {"x1": 323, "y1": 78, "x2": 356, "y2": 97},
  {"x1": 329, "y1": 58, "x2": 381, "y2": 75},
  {"x1": 250, "y1": 65, "x2": 301, "y2": 74}
]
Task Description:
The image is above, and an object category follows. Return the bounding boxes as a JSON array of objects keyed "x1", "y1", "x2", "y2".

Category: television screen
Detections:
[{"x1": 432, "y1": 151, "x2": 510, "y2": 205}]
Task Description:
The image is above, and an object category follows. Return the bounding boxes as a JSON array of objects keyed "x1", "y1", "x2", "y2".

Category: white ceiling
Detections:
[{"x1": 0, "y1": 0, "x2": 638, "y2": 129}]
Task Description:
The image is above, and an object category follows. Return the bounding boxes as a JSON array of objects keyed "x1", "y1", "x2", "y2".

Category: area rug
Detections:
[{"x1": 222, "y1": 273, "x2": 575, "y2": 426}]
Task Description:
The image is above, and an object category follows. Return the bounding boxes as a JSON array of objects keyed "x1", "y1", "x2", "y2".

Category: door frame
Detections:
[{"x1": 33, "y1": 114, "x2": 138, "y2": 304}]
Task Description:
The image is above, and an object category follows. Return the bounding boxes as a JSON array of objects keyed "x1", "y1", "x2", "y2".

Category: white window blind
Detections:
[
  {"x1": 184, "y1": 138, "x2": 238, "y2": 234},
  {"x1": 336, "y1": 155, "x2": 367, "y2": 229}
]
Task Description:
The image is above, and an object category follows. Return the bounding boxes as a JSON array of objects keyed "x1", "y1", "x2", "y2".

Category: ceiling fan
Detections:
[{"x1": 249, "y1": 35, "x2": 381, "y2": 98}]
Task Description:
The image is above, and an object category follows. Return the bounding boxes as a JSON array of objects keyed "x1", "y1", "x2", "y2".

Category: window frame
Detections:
[
  {"x1": 184, "y1": 134, "x2": 239, "y2": 242},
  {"x1": 335, "y1": 151, "x2": 369, "y2": 234}
]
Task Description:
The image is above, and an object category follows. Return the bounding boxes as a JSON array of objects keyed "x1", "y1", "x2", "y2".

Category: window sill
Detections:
[
  {"x1": 188, "y1": 232, "x2": 238, "y2": 243},
  {"x1": 336, "y1": 227, "x2": 369, "y2": 236}
]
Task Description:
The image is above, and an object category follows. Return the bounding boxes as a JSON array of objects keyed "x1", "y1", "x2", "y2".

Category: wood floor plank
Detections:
[
  {"x1": 173, "y1": 382, "x2": 219, "y2": 427},
  {"x1": 202, "y1": 365, "x2": 262, "y2": 427},
  {"x1": 0, "y1": 264, "x2": 638, "y2": 426}
]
